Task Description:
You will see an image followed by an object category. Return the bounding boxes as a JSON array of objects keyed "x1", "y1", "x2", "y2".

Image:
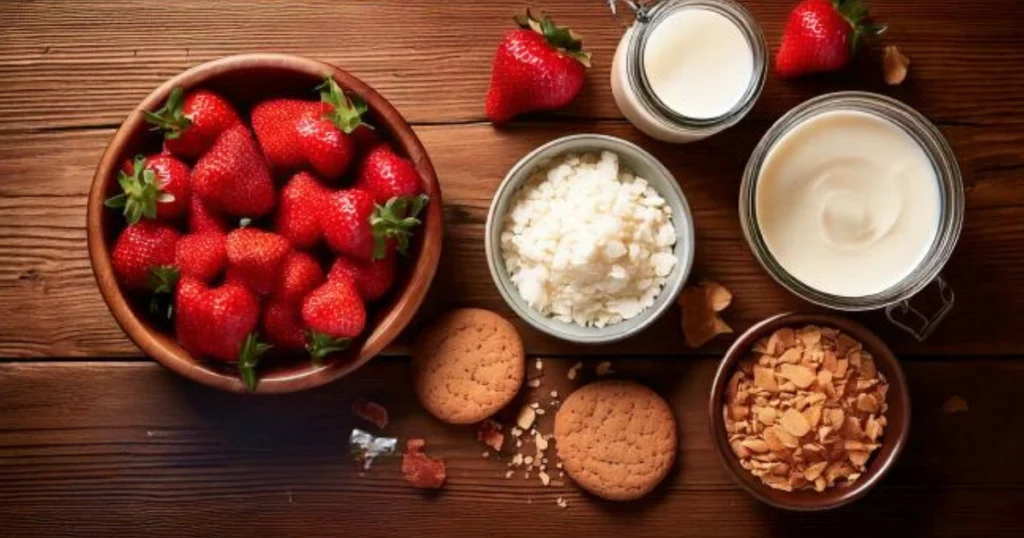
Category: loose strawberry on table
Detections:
[
  {"x1": 174, "y1": 275, "x2": 261, "y2": 363},
  {"x1": 775, "y1": 0, "x2": 886, "y2": 78},
  {"x1": 111, "y1": 220, "x2": 181, "y2": 291},
  {"x1": 302, "y1": 278, "x2": 367, "y2": 361},
  {"x1": 144, "y1": 88, "x2": 242, "y2": 161},
  {"x1": 225, "y1": 228, "x2": 291, "y2": 296},
  {"x1": 105, "y1": 154, "x2": 191, "y2": 224},
  {"x1": 328, "y1": 254, "x2": 396, "y2": 302},
  {"x1": 192, "y1": 125, "x2": 276, "y2": 218},
  {"x1": 275, "y1": 171, "x2": 329, "y2": 249},
  {"x1": 485, "y1": 10, "x2": 591, "y2": 124},
  {"x1": 175, "y1": 232, "x2": 227, "y2": 283},
  {"x1": 353, "y1": 145, "x2": 423, "y2": 205},
  {"x1": 322, "y1": 189, "x2": 428, "y2": 260},
  {"x1": 251, "y1": 76, "x2": 367, "y2": 182}
]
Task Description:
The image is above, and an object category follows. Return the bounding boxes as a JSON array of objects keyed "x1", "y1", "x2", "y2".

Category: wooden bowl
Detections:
[
  {"x1": 87, "y1": 53, "x2": 443, "y2": 394},
  {"x1": 708, "y1": 313, "x2": 910, "y2": 510}
]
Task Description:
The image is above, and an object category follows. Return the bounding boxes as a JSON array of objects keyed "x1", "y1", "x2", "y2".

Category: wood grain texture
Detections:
[
  {"x1": 1, "y1": 119, "x2": 1023, "y2": 357},
  {"x1": 2, "y1": 358, "x2": 1022, "y2": 537}
]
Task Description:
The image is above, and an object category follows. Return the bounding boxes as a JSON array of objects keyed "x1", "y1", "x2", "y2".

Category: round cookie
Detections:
[
  {"x1": 554, "y1": 379, "x2": 677, "y2": 501},
  {"x1": 412, "y1": 308, "x2": 525, "y2": 424}
]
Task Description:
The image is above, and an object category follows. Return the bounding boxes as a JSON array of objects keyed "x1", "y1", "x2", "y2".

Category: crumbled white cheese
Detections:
[{"x1": 501, "y1": 151, "x2": 677, "y2": 327}]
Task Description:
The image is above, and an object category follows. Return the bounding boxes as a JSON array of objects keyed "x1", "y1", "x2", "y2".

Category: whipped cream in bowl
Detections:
[{"x1": 486, "y1": 134, "x2": 695, "y2": 344}]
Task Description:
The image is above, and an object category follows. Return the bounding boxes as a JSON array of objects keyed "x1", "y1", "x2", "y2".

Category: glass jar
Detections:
[
  {"x1": 610, "y1": 0, "x2": 767, "y2": 143},
  {"x1": 740, "y1": 92, "x2": 964, "y2": 340}
]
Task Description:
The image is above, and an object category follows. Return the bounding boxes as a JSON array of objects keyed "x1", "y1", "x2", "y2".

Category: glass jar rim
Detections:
[
  {"x1": 625, "y1": 0, "x2": 767, "y2": 132},
  {"x1": 739, "y1": 91, "x2": 965, "y2": 311}
]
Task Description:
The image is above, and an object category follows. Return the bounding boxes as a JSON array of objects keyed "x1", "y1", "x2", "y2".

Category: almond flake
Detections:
[
  {"x1": 595, "y1": 361, "x2": 614, "y2": 377},
  {"x1": 883, "y1": 45, "x2": 910, "y2": 85},
  {"x1": 942, "y1": 395, "x2": 969, "y2": 414},
  {"x1": 780, "y1": 409, "x2": 811, "y2": 437},
  {"x1": 779, "y1": 363, "x2": 815, "y2": 389}
]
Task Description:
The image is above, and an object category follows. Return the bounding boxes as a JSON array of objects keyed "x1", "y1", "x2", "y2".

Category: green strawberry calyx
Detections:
[
  {"x1": 370, "y1": 194, "x2": 429, "y2": 260},
  {"x1": 238, "y1": 332, "x2": 272, "y2": 392},
  {"x1": 833, "y1": 0, "x2": 887, "y2": 55},
  {"x1": 143, "y1": 87, "x2": 192, "y2": 140},
  {"x1": 318, "y1": 75, "x2": 369, "y2": 135},
  {"x1": 104, "y1": 155, "x2": 175, "y2": 225},
  {"x1": 147, "y1": 265, "x2": 180, "y2": 322},
  {"x1": 514, "y1": 9, "x2": 592, "y2": 68},
  {"x1": 306, "y1": 331, "x2": 352, "y2": 366}
]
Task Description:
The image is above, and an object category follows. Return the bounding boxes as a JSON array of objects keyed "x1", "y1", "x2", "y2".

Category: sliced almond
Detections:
[
  {"x1": 741, "y1": 438, "x2": 770, "y2": 454},
  {"x1": 848, "y1": 450, "x2": 870, "y2": 468},
  {"x1": 780, "y1": 409, "x2": 811, "y2": 437},
  {"x1": 804, "y1": 461, "x2": 828, "y2": 481},
  {"x1": 860, "y1": 356, "x2": 877, "y2": 379},
  {"x1": 835, "y1": 359, "x2": 849, "y2": 379},
  {"x1": 753, "y1": 366, "x2": 778, "y2": 391},
  {"x1": 803, "y1": 404, "x2": 823, "y2": 429},
  {"x1": 864, "y1": 416, "x2": 883, "y2": 442},
  {"x1": 754, "y1": 405, "x2": 777, "y2": 426},
  {"x1": 856, "y1": 393, "x2": 879, "y2": 414},
  {"x1": 779, "y1": 363, "x2": 815, "y2": 389},
  {"x1": 730, "y1": 439, "x2": 752, "y2": 459},
  {"x1": 516, "y1": 405, "x2": 537, "y2": 430},
  {"x1": 778, "y1": 348, "x2": 803, "y2": 365},
  {"x1": 883, "y1": 45, "x2": 910, "y2": 86},
  {"x1": 703, "y1": 280, "x2": 733, "y2": 312},
  {"x1": 942, "y1": 395, "x2": 969, "y2": 414}
]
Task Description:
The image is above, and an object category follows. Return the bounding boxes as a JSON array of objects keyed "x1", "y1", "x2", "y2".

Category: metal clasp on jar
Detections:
[
  {"x1": 607, "y1": 0, "x2": 653, "y2": 26},
  {"x1": 884, "y1": 275, "x2": 955, "y2": 341}
]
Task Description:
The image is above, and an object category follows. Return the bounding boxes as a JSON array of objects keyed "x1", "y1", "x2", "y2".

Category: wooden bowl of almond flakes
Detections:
[{"x1": 708, "y1": 313, "x2": 910, "y2": 511}]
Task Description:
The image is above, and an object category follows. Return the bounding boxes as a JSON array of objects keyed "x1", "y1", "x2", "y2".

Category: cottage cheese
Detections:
[{"x1": 500, "y1": 151, "x2": 677, "y2": 327}]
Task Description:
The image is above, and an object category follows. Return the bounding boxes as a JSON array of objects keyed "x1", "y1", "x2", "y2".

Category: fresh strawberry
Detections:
[
  {"x1": 328, "y1": 253, "x2": 396, "y2": 302},
  {"x1": 274, "y1": 172, "x2": 328, "y2": 249},
  {"x1": 485, "y1": 10, "x2": 591, "y2": 124},
  {"x1": 262, "y1": 298, "x2": 306, "y2": 351},
  {"x1": 353, "y1": 145, "x2": 423, "y2": 205},
  {"x1": 302, "y1": 278, "x2": 366, "y2": 361},
  {"x1": 225, "y1": 228, "x2": 291, "y2": 295},
  {"x1": 351, "y1": 124, "x2": 384, "y2": 155},
  {"x1": 775, "y1": 0, "x2": 885, "y2": 78},
  {"x1": 174, "y1": 275, "x2": 260, "y2": 363},
  {"x1": 188, "y1": 196, "x2": 229, "y2": 234},
  {"x1": 111, "y1": 220, "x2": 180, "y2": 291},
  {"x1": 144, "y1": 88, "x2": 242, "y2": 161},
  {"x1": 275, "y1": 251, "x2": 325, "y2": 303},
  {"x1": 175, "y1": 232, "x2": 227, "y2": 283},
  {"x1": 322, "y1": 189, "x2": 429, "y2": 260},
  {"x1": 105, "y1": 154, "x2": 191, "y2": 224},
  {"x1": 192, "y1": 125, "x2": 276, "y2": 218},
  {"x1": 251, "y1": 77, "x2": 367, "y2": 182}
]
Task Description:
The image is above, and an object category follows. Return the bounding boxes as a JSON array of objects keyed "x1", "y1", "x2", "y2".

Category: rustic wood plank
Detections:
[
  {"x1": 1, "y1": 358, "x2": 1021, "y2": 537},
  {"x1": 1, "y1": 119, "x2": 1022, "y2": 358},
  {"x1": 0, "y1": 0, "x2": 1022, "y2": 130}
]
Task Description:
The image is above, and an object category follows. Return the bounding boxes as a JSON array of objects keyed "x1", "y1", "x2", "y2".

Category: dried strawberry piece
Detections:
[
  {"x1": 352, "y1": 398, "x2": 389, "y2": 429},
  {"x1": 476, "y1": 419, "x2": 504, "y2": 452},
  {"x1": 402, "y1": 439, "x2": 446, "y2": 489}
]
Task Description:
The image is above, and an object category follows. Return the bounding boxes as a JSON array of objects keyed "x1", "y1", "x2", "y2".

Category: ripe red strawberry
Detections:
[
  {"x1": 192, "y1": 125, "x2": 276, "y2": 218},
  {"x1": 105, "y1": 154, "x2": 191, "y2": 224},
  {"x1": 111, "y1": 220, "x2": 180, "y2": 291},
  {"x1": 174, "y1": 275, "x2": 260, "y2": 362},
  {"x1": 188, "y1": 196, "x2": 229, "y2": 234},
  {"x1": 175, "y1": 232, "x2": 227, "y2": 283},
  {"x1": 485, "y1": 10, "x2": 591, "y2": 124},
  {"x1": 225, "y1": 228, "x2": 291, "y2": 295},
  {"x1": 275, "y1": 251, "x2": 325, "y2": 304},
  {"x1": 775, "y1": 0, "x2": 885, "y2": 78},
  {"x1": 302, "y1": 278, "x2": 366, "y2": 361},
  {"x1": 328, "y1": 254, "x2": 396, "y2": 302},
  {"x1": 353, "y1": 145, "x2": 423, "y2": 205},
  {"x1": 351, "y1": 124, "x2": 384, "y2": 155},
  {"x1": 262, "y1": 298, "x2": 306, "y2": 351},
  {"x1": 144, "y1": 88, "x2": 242, "y2": 161},
  {"x1": 322, "y1": 189, "x2": 429, "y2": 260},
  {"x1": 251, "y1": 77, "x2": 367, "y2": 182},
  {"x1": 274, "y1": 172, "x2": 328, "y2": 249}
]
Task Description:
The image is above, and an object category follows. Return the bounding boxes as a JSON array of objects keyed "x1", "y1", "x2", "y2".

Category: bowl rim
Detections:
[
  {"x1": 707, "y1": 312, "x2": 911, "y2": 510},
  {"x1": 86, "y1": 53, "x2": 443, "y2": 394},
  {"x1": 484, "y1": 133, "x2": 695, "y2": 344}
]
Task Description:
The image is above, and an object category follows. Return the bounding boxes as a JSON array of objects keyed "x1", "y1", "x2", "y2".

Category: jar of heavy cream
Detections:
[
  {"x1": 610, "y1": 0, "x2": 767, "y2": 143},
  {"x1": 740, "y1": 92, "x2": 964, "y2": 340}
]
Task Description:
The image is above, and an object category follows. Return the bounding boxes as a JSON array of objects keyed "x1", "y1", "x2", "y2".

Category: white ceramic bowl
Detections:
[{"x1": 485, "y1": 134, "x2": 695, "y2": 344}]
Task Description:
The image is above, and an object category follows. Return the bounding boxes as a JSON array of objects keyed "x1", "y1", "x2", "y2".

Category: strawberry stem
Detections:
[
  {"x1": 238, "y1": 332, "x2": 272, "y2": 392},
  {"x1": 143, "y1": 87, "x2": 192, "y2": 140},
  {"x1": 514, "y1": 9, "x2": 592, "y2": 68},
  {"x1": 148, "y1": 265, "x2": 180, "y2": 322},
  {"x1": 317, "y1": 75, "x2": 368, "y2": 135},
  {"x1": 306, "y1": 331, "x2": 352, "y2": 365},
  {"x1": 833, "y1": 0, "x2": 887, "y2": 55},
  {"x1": 105, "y1": 155, "x2": 171, "y2": 225},
  {"x1": 370, "y1": 194, "x2": 429, "y2": 259}
]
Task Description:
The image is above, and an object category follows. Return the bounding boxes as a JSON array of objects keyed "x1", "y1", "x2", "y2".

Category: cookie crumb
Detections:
[
  {"x1": 527, "y1": 378, "x2": 542, "y2": 388},
  {"x1": 535, "y1": 358, "x2": 543, "y2": 371},
  {"x1": 595, "y1": 361, "x2": 614, "y2": 377},
  {"x1": 539, "y1": 471, "x2": 551, "y2": 486},
  {"x1": 517, "y1": 406, "x2": 537, "y2": 430},
  {"x1": 481, "y1": 451, "x2": 490, "y2": 458},
  {"x1": 568, "y1": 362, "x2": 583, "y2": 380},
  {"x1": 505, "y1": 470, "x2": 514, "y2": 479},
  {"x1": 943, "y1": 395, "x2": 969, "y2": 413},
  {"x1": 556, "y1": 497, "x2": 568, "y2": 509},
  {"x1": 524, "y1": 456, "x2": 534, "y2": 465},
  {"x1": 535, "y1": 431, "x2": 549, "y2": 451},
  {"x1": 550, "y1": 390, "x2": 559, "y2": 398},
  {"x1": 536, "y1": 408, "x2": 546, "y2": 415}
]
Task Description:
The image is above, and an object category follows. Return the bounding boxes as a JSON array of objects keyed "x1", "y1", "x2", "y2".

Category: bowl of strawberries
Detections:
[{"x1": 87, "y1": 53, "x2": 442, "y2": 393}]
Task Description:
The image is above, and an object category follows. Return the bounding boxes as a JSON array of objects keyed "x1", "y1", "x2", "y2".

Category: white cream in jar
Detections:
[
  {"x1": 755, "y1": 110, "x2": 941, "y2": 297},
  {"x1": 610, "y1": 0, "x2": 765, "y2": 143}
]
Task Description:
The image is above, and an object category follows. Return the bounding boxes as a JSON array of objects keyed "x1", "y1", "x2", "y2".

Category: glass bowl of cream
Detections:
[
  {"x1": 610, "y1": 0, "x2": 767, "y2": 143},
  {"x1": 740, "y1": 92, "x2": 964, "y2": 340}
]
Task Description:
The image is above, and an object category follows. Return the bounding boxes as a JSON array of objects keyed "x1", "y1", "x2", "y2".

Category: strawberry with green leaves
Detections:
[
  {"x1": 775, "y1": 0, "x2": 886, "y2": 78},
  {"x1": 322, "y1": 189, "x2": 428, "y2": 260},
  {"x1": 111, "y1": 220, "x2": 181, "y2": 291},
  {"x1": 105, "y1": 154, "x2": 191, "y2": 224},
  {"x1": 174, "y1": 275, "x2": 261, "y2": 363},
  {"x1": 302, "y1": 277, "x2": 366, "y2": 362},
  {"x1": 274, "y1": 172, "x2": 329, "y2": 249},
  {"x1": 225, "y1": 228, "x2": 292, "y2": 296},
  {"x1": 486, "y1": 10, "x2": 591, "y2": 123},
  {"x1": 353, "y1": 145, "x2": 423, "y2": 205},
  {"x1": 251, "y1": 76, "x2": 368, "y2": 182},
  {"x1": 192, "y1": 125, "x2": 276, "y2": 218},
  {"x1": 144, "y1": 88, "x2": 242, "y2": 161},
  {"x1": 328, "y1": 253, "x2": 396, "y2": 302}
]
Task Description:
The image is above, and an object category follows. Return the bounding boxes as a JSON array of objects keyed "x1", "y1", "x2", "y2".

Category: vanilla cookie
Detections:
[
  {"x1": 554, "y1": 379, "x2": 677, "y2": 500},
  {"x1": 412, "y1": 308, "x2": 525, "y2": 424}
]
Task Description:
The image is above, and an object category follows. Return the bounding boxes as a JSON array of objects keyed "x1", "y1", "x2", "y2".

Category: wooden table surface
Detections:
[{"x1": 2, "y1": 1, "x2": 1023, "y2": 536}]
